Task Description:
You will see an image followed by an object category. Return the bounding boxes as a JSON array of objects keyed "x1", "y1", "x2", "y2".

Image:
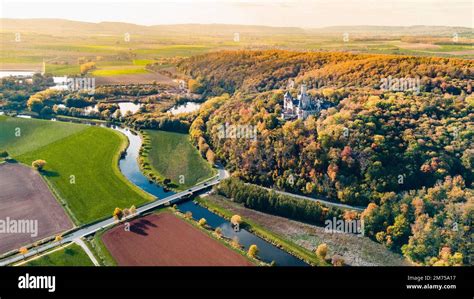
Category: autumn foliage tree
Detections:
[
  {"x1": 32, "y1": 159, "x2": 47, "y2": 171},
  {"x1": 315, "y1": 243, "x2": 328, "y2": 260},
  {"x1": 113, "y1": 207, "x2": 123, "y2": 221},
  {"x1": 198, "y1": 218, "x2": 207, "y2": 226},
  {"x1": 180, "y1": 49, "x2": 473, "y2": 265},
  {"x1": 19, "y1": 247, "x2": 28, "y2": 257},
  {"x1": 230, "y1": 215, "x2": 242, "y2": 226},
  {"x1": 248, "y1": 244, "x2": 259, "y2": 258}
]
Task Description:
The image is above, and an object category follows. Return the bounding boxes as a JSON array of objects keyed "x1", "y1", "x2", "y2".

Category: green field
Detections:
[
  {"x1": 0, "y1": 116, "x2": 86, "y2": 156},
  {"x1": 91, "y1": 67, "x2": 149, "y2": 77},
  {"x1": 3, "y1": 21, "x2": 471, "y2": 78},
  {"x1": 0, "y1": 117, "x2": 153, "y2": 224},
  {"x1": 46, "y1": 63, "x2": 81, "y2": 75},
  {"x1": 142, "y1": 130, "x2": 215, "y2": 190},
  {"x1": 22, "y1": 243, "x2": 94, "y2": 266}
]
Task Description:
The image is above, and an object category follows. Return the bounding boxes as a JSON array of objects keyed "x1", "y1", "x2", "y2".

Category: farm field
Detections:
[
  {"x1": 101, "y1": 213, "x2": 253, "y2": 266},
  {"x1": 198, "y1": 195, "x2": 409, "y2": 266},
  {"x1": 0, "y1": 117, "x2": 153, "y2": 224},
  {"x1": 0, "y1": 116, "x2": 86, "y2": 156},
  {"x1": 14, "y1": 125, "x2": 154, "y2": 224},
  {"x1": 21, "y1": 243, "x2": 94, "y2": 266},
  {"x1": 0, "y1": 163, "x2": 73, "y2": 255},
  {"x1": 1, "y1": 21, "x2": 472, "y2": 81},
  {"x1": 142, "y1": 130, "x2": 215, "y2": 190}
]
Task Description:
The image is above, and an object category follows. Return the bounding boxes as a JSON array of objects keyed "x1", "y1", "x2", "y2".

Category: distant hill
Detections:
[
  {"x1": 1, "y1": 18, "x2": 471, "y2": 37},
  {"x1": 0, "y1": 19, "x2": 304, "y2": 36},
  {"x1": 312, "y1": 25, "x2": 473, "y2": 37}
]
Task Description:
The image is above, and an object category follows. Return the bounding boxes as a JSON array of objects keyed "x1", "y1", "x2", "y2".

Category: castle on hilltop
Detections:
[{"x1": 281, "y1": 84, "x2": 332, "y2": 120}]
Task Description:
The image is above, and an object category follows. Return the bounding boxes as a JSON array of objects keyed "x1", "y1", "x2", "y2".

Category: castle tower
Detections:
[
  {"x1": 299, "y1": 84, "x2": 310, "y2": 109},
  {"x1": 300, "y1": 84, "x2": 307, "y2": 95}
]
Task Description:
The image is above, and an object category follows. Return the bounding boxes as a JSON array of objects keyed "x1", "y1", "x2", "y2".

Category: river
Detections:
[
  {"x1": 6, "y1": 114, "x2": 308, "y2": 266},
  {"x1": 112, "y1": 126, "x2": 308, "y2": 266}
]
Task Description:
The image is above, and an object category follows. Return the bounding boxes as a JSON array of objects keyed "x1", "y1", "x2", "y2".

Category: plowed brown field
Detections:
[
  {"x1": 0, "y1": 163, "x2": 73, "y2": 255},
  {"x1": 102, "y1": 213, "x2": 253, "y2": 266}
]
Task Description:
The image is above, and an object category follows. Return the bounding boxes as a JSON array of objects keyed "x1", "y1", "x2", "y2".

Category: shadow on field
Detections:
[
  {"x1": 42, "y1": 170, "x2": 60, "y2": 177},
  {"x1": 130, "y1": 219, "x2": 158, "y2": 236}
]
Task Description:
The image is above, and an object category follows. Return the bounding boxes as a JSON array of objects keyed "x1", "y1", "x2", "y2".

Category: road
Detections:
[
  {"x1": 0, "y1": 166, "x2": 365, "y2": 266},
  {"x1": 74, "y1": 238, "x2": 99, "y2": 266},
  {"x1": 257, "y1": 185, "x2": 366, "y2": 212},
  {"x1": 0, "y1": 168, "x2": 227, "y2": 266}
]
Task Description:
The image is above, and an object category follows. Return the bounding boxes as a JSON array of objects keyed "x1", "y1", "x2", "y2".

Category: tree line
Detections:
[{"x1": 216, "y1": 178, "x2": 344, "y2": 227}]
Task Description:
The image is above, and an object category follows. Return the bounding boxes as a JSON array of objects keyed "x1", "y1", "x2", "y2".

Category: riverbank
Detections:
[
  {"x1": 1, "y1": 115, "x2": 309, "y2": 267},
  {"x1": 198, "y1": 194, "x2": 409, "y2": 266},
  {"x1": 170, "y1": 208, "x2": 261, "y2": 265},
  {"x1": 197, "y1": 195, "x2": 328, "y2": 266}
]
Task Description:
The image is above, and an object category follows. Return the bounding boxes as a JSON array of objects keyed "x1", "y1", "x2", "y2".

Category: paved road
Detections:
[
  {"x1": 0, "y1": 169, "x2": 226, "y2": 266},
  {"x1": 74, "y1": 238, "x2": 99, "y2": 266},
  {"x1": 252, "y1": 184, "x2": 366, "y2": 212},
  {"x1": 269, "y1": 188, "x2": 366, "y2": 211},
  {"x1": 1, "y1": 166, "x2": 365, "y2": 266}
]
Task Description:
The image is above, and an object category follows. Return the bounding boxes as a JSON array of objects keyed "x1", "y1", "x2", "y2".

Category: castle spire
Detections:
[{"x1": 300, "y1": 83, "x2": 307, "y2": 95}]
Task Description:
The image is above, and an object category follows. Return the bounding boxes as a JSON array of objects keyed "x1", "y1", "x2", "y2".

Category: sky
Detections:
[{"x1": 1, "y1": 0, "x2": 473, "y2": 28}]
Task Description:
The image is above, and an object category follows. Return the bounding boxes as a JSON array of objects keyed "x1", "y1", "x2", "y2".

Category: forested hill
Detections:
[
  {"x1": 180, "y1": 50, "x2": 473, "y2": 265},
  {"x1": 178, "y1": 50, "x2": 473, "y2": 95}
]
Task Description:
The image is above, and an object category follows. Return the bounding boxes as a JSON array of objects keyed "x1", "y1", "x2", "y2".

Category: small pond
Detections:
[
  {"x1": 168, "y1": 102, "x2": 201, "y2": 115},
  {"x1": 85, "y1": 102, "x2": 143, "y2": 115}
]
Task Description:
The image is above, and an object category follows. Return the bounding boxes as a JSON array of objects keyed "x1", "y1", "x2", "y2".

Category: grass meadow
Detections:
[
  {"x1": 0, "y1": 116, "x2": 86, "y2": 156},
  {"x1": 142, "y1": 130, "x2": 215, "y2": 190},
  {"x1": 22, "y1": 243, "x2": 94, "y2": 266},
  {"x1": 0, "y1": 117, "x2": 153, "y2": 224}
]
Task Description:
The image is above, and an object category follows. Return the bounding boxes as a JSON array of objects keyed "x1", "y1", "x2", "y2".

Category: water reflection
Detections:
[{"x1": 168, "y1": 102, "x2": 201, "y2": 115}]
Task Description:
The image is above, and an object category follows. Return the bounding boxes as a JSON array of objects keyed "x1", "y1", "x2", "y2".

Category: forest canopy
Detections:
[{"x1": 181, "y1": 50, "x2": 473, "y2": 265}]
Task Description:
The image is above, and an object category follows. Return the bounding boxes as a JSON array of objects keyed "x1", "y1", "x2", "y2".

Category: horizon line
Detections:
[{"x1": 1, "y1": 18, "x2": 473, "y2": 30}]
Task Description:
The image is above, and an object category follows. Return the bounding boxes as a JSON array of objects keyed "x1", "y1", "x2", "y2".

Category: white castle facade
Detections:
[{"x1": 281, "y1": 84, "x2": 332, "y2": 120}]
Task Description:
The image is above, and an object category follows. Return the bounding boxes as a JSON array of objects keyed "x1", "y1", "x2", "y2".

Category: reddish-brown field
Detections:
[
  {"x1": 0, "y1": 163, "x2": 73, "y2": 255},
  {"x1": 102, "y1": 213, "x2": 253, "y2": 266}
]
